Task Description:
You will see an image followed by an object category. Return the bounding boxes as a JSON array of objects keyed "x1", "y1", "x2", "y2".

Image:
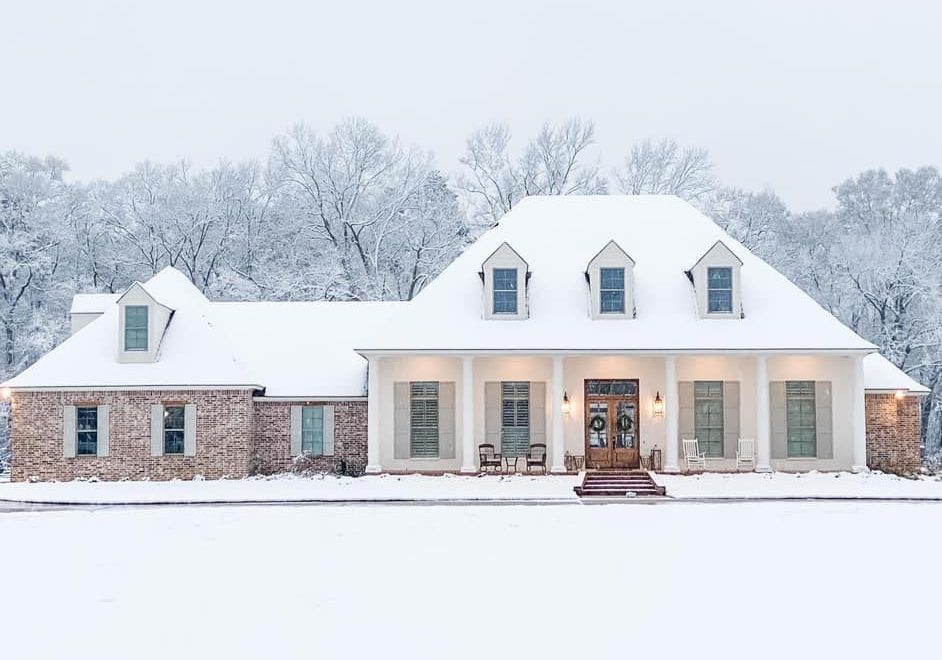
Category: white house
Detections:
[{"x1": 2, "y1": 195, "x2": 927, "y2": 483}]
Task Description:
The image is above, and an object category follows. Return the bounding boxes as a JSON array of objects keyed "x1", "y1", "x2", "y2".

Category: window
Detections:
[
  {"x1": 76, "y1": 407, "x2": 98, "y2": 456},
  {"x1": 786, "y1": 381, "x2": 816, "y2": 457},
  {"x1": 301, "y1": 406, "x2": 324, "y2": 455},
  {"x1": 707, "y1": 267, "x2": 733, "y2": 313},
  {"x1": 124, "y1": 305, "x2": 148, "y2": 351},
  {"x1": 493, "y1": 268, "x2": 518, "y2": 314},
  {"x1": 410, "y1": 382, "x2": 439, "y2": 458},
  {"x1": 694, "y1": 381, "x2": 724, "y2": 458},
  {"x1": 163, "y1": 405, "x2": 185, "y2": 454},
  {"x1": 599, "y1": 267, "x2": 625, "y2": 314},
  {"x1": 501, "y1": 381, "x2": 530, "y2": 457}
]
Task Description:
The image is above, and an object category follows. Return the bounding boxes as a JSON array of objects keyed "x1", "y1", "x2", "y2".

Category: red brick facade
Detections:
[
  {"x1": 252, "y1": 400, "x2": 368, "y2": 476},
  {"x1": 865, "y1": 393, "x2": 923, "y2": 474},
  {"x1": 9, "y1": 390, "x2": 368, "y2": 482}
]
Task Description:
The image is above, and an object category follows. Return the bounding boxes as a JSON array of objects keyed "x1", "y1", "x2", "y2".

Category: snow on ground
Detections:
[
  {"x1": 0, "y1": 473, "x2": 582, "y2": 504},
  {"x1": 0, "y1": 502, "x2": 938, "y2": 659},
  {"x1": 655, "y1": 470, "x2": 942, "y2": 499}
]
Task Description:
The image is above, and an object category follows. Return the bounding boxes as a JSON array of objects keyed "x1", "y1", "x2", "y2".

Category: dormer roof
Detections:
[
  {"x1": 687, "y1": 239, "x2": 743, "y2": 272},
  {"x1": 585, "y1": 239, "x2": 635, "y2": 271}
]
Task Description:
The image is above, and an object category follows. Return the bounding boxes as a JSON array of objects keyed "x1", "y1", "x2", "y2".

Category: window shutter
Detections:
[
  {"x1": 97, "y1": 405, "x2": 110, "y2": 458},
  {"x1": 151, "y1": 405, "x2": 164, "y2": 456},
  {"x1": 484, "y1": 381, "x2": 501, "y2": 452},
  {"x1": 722, "y1": 381, "x2": 740, "y2": 459},
  {"x1": 678, "y1": 381, "x2": 694, "y2": 456},
  {"x1": 323, "y1": 405, "x2": 336, "y2": 457},
  {"x1": 290, "y1": 406, "x2": 302, "y2": 456},
  {"x1": 63, "y1": 405, "x2": 77, "y2": 458},
  {"x1": 770, "y1": 381, "x2": 787, "y2": 459},
  {"x1": 184, "y1": 404, "x2": 197, "y2": 456},
  {"x1": 815, "y1": 381, "x2": 833, "y2": 459},
  {"x1": 394, "y1": 382, "x2": 411, "y2": 459},
  {"x1": 529, "y1": 381, "x2": 546, "y2": 446},
  {"x1": 438, "y1": 382, "x2": 456, "y2": 459}
]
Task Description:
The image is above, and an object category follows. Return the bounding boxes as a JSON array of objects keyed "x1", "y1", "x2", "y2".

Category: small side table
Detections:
[{"x1": 504, "y1": 456, "x2": 520, "y2": 473}]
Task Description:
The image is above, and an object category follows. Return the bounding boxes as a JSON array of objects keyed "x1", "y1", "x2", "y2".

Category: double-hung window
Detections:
[
  {"x1": 707, "y1": 267, "x2": 733, "y2": 313},
  {"x1": 76, "y1": 407, "x2": 98, "y2": 456},
  {"x1": 599, "y1": 267, "x2": 625, "y2": 314},
  {"x1": 125, "y1": 305, "x2": 149, "y2": 351},
  {"x1": 694, "y1": 381, "x2": 724, "y2": 457},
  {"x1": 410, "y1": 382, "x2": 439, "y2": 458},
  {"x1": 786, "y1": 381, "x2": 816, "y2": 457},
  {"x1": 501, "y1": 381, "x2": 530, "y2": 457},
  {"x1": 163, "y1": 405, "x2": 185, "y2": 455},
  {"x1": 492, "y1": 268, "x2": 518, "y2": 314},
  {"x1": 301, "y1": 406, "x2": 325, "y2": 455}
]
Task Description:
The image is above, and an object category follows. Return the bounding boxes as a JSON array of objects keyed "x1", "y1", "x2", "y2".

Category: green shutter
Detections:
[
  {"x1": 394, "y1": 382, "x2": 411, "y2": 459},
  {"x1": 678, "y1": 381, "x2": 694, "y2": 457},
  {"x1": 438, "y1": 382, "x2": 456, "y2": 459},
  {"x1": 723, "y1": 382, "x2": 740, "y2": 459},
  {"x1": 529, "y1": 381, "x2": 546, "y2": 447},
  {"x1": 815, "y1": 381, "x2": 833, "y2": 459},
  {"x1": 485, "y1": 381, "x2": 501, "y2": 452},
  {"x1": 770, "y1": 381, "x2": 787, "y2": 459}
]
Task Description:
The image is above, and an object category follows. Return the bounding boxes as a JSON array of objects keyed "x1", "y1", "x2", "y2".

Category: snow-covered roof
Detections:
[
  {"x1": 358, "y1": 195, "x2": 876, "y2": 353},
  {"x1": 2, "y1": 196, "x2": 927, "y2": 397},
  {"x1": 69, "y1": 293, "x2": 119, "y2": 315}
]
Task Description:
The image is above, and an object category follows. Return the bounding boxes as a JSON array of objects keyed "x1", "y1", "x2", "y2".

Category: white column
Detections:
[
  {"x1": 551, "y1": 355, "x2": 566, "y2": 473},
  {"x1": 755, "y1": 354, "x2": 771, "y2": 472},
  {"x1": 663, "y1": 355, "x2": 679, "y2": 473},
  {"x1": 851, "y1": 354, "x2": 869, "y2": 473},
  {"x1": 460, "y1": 356, "x2": 477, "y2": 473},
  {"x1": 364, "y1": 355, "x2": 382, "y2": 474}
]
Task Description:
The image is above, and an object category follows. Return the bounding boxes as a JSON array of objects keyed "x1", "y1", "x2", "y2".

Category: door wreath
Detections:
[
  {"x1": 589, "y1": 415, "x2": 606, "y2": 433},
  {"x1": 617, "y1": 413, "x2": 633, "y2": 434}
]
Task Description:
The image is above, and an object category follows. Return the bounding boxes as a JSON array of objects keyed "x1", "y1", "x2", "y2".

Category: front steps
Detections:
[{"x1": 574, "y1": 471, "x2": 666, "y2": 498}]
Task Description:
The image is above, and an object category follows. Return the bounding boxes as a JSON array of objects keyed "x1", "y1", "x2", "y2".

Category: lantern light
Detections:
[
  {"x1": 562, "y1": 391, "x2": 571, "y2": 416},
  {"x1": 653, "y1": 391, "x2": 664, "y2": 417}
]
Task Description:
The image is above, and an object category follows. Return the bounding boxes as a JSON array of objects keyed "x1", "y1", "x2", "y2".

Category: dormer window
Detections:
[
  {"x1": 599, "y1": 268, "x2": 625, "y2": 314},
  {"x1": 493, "y1": 268, "x2": 518, "y2": 314},
  {"x1": 481, "y1": 243, "x2": 529, "y2": 320},
  {"x1": 586, "y1": 240, "x2": 634, "y2": 320},
  {"x1": 689, "y1": 240, "x2": 743, "y2": 319},
  {"x1": 124, "y1": 305, "x2": 149, "y2": 351},
  {"x1": 707, "y1": 267, "x2": 733, "y2": 313}
]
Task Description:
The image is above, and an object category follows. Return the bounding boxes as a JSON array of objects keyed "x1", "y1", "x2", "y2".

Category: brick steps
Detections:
[{"x1": 574, "y1": 471, "x2": 666, "y2": 498}]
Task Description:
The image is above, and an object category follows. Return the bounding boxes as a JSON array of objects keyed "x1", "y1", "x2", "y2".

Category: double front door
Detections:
[{"x1": 585, "y1": 379, "x2": 640, "y2": 469}]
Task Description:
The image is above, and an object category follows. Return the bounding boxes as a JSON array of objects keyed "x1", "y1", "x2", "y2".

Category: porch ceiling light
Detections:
[
  {"x1": 653, "y1": 391, "x2": 664, "y2": 417},
  {"x1": 562, "y1": 391, "x2": 571, "y2": 416}
]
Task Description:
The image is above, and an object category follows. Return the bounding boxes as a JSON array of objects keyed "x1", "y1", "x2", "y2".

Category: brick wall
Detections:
[
  {"x1": 252, "y1": 400, "x2": 368, "y2": 476},
  {"x1": 865, "y1": 393, "x2": 922, "y2": 474},
  {"x1": 10, "y1": 390, "x2": 255, "y2": 482}
]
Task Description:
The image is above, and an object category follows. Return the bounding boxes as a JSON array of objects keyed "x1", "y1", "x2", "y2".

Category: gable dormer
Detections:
[
  {"x1": 688, "y1": 240, "x2": 744, "y2": 319},
  {"x1": 116, "y1": 282, "x2": 174, "y2": 363},
  {"x1": 480, "y1": 242, "x2": 529, "y2": 320},
  {"x1": 585, "y1": 240, "x2": 635, "y2": 320}
]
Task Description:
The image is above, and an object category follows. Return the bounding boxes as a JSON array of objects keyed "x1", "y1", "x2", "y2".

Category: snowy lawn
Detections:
[
  {"x1": 0, "y1": 473, "x2": 582, "y2": 504},
  {"x1": 655, "y1": 470, "x2": 942, "y2": 499},
  {"x1": 0, "y1": 502, "x2": 938, "y2": 659}
]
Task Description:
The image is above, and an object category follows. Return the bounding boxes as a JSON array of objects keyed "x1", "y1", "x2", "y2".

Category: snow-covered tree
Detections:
[{"x1": 614, "y1": 138, "x2": 715, "y2": 201}]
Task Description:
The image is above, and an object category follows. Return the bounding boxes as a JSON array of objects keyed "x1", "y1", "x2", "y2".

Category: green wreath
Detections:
[
  {"x1": 617, "y1": 413, "x2": 633, "y2": 434},
  {"x1": 589, "y1": 415, "x2": 606, "y2": 433}
]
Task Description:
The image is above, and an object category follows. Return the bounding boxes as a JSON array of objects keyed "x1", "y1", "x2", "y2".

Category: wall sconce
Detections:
[
  {"x1": 0, "y1": 387, "x2": 10, "y2": 400},
  {"x1": 652, "y1": 391, "x2": 664, "y2": 418},
  {"x1": 895, "y1": 389, "x2": 906, "y2": 401},
  {"x1": 562, "y1": 391, "x2": 571, "y2": 416}
]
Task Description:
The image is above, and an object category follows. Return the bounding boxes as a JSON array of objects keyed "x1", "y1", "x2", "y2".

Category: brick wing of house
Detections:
[{"x1": 1, "y1": 195, "x2": 928, "y2": 481}]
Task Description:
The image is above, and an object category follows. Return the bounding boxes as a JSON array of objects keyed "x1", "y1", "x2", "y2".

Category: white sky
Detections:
[{"x1": 3, "y1": 0, "x2": 940, "y2": 210}]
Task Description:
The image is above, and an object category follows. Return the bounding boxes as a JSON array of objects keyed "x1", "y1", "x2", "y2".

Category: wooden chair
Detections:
[
  {"x1": 526, "y1": 443, "x2": 547, "y2": 474},
  {"x1": 478, "y1": 444, "x2": 502, "y2": 473},
  {"x1": 682, "y1": 438, "x2": 707, "y2": 473},
  {"x1": 736, "y1": 438, "x2": 756, "y2": 471}
]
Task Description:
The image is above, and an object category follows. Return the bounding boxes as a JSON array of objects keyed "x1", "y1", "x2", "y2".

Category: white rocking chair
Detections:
[
  {"x1": 736, "y1": 438, "x2": 756, "y2": 471},
  {"x1": 682, "y1": 438, "x2": 706, "y2": 473}
]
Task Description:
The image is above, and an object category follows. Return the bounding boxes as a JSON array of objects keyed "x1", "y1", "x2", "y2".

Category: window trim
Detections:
[
  {"x1": 492, "y1": 268, "x2": 518, "y2": 315},
  {"x1": 124, "y1": 305, "x2": 149, "y2": 352},
  {"x1": 163, "y1": 404, "x2": 186, "y2": 455},
  {"x1": 76, "y1": 406, "x2": 98, "y2": 457},
  {"x1": 693, "y1": 381, "x2": 724, "y2": 458},
  {"x1": 599, "y1": 267, "x2": 626, "y2": 315},
  {"x1": 706, "y1": 267, "x2": 733, "y2": 314}
]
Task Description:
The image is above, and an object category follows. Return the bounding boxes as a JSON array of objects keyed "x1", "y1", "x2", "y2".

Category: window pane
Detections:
[
  {"x1": 164, "y1": 405, "x2": 185, "y2": 454},
  {"x1": 76, "y1": 407, "x2": 98, "y2": 456},
  {"x1": 492, "y1": 268, "x2": 518, "y2": 314},
  {"x1": 599, "y1": 267, "x2": 625, "y2": 314},
  {"x1": 600, "y1": 290, "x2": 625, "y2": 314},
  {"x1": 708, "y1": 290, "x2": 732, "y2": 313},
  {"x1": 124, "y1": 306, "x2": 149, "y2": 351},
  {"x1": 600, "y1": 267, "x2": 624, "y2": 290},
  {"x1": 493, "y1": 268, "x2": 517, "y2": 291},
  {"x1": 708, "y1": 267, "x2": 732, "y2": 289},
  {"x1": 301, "y1": 406, "x2": 324, "y2": 455},
  {"x1": 706, "y1": 268, "x2": 733, "y2": 313},
  {"x1": 694, "y1": 381, "x2": 724, "y2": 457},
  {"x1": 410, "y1": 382, "x2": 439, "y2": 458},
  {"x1": 493, "y1": 291, "x2": 517, "y2": 314}
]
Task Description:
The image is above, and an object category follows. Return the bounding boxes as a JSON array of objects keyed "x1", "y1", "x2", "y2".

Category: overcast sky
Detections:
[{"x1": 3, "y1": 0, "x2": 940, "y2": 210}]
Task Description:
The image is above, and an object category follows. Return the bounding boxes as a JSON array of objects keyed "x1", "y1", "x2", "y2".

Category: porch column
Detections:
[
  {"x1": 663, "y1": 355, "x2": 680, "y2": 473},
  {"x1": 851, "y1": 354, "x2": 869, "y2": 473},
  {"x1": 755, "y1": 354, "x2": 771, "y2": 472},
  {"x1": 550, "y1": 355, "x2": 566, "y2": 473},
  {"x1": 460, "y1": 356, "x2": 477, "y2": 473},
  {"x1": 365, "y1": 355, "x2": 382, "y2": 474}
]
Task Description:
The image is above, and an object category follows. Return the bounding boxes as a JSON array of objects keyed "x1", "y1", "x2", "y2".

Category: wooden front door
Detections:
[{"x1": 585, "y1": 379, "x2": 640, "y2": 469}]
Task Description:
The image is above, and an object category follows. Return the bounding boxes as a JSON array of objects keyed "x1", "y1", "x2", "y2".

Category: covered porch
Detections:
[{"x1": 362, "y1": 352, "x2": 868, "y2": 475}]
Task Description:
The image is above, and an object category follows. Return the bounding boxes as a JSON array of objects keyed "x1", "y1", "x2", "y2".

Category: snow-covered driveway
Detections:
[{"x1": 0, "y1": 502, "x2": 937, "y2": 659}]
